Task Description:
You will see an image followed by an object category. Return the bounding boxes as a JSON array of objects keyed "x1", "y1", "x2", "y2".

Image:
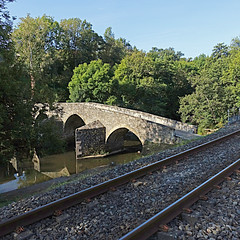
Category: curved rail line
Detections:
[
  {"x1": 120, "y1": 158, "x2": 240, "y2": 240},
  {"x1": 0, "y1": 129, "x2": 239, "y2": 237}
]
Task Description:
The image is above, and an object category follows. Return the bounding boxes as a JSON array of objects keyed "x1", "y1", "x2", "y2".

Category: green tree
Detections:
[
  {"x1": 55, "y1": 18, "x2": 103, "y2": 101},
  {"x1": 99, "y1": 27, "x2": 131, "y2": 66},
  {"x1": 34, "y1": 117, "x2": 66, "y2": 157},
  {"x1": 230, "y1": 36, "x2": 240, "y2": 51},
  {"x1": 192, "y1": 54, "x2": 208, "y2": 70},
  {"x1": 221, "y1": 50, "x2": 240, "y2": 110},
  {"x1": 0, "y1": 0, "x2": 34, "y2": 163},
  {"x1": 178, "y1": 50, "x2": 239, "y2": 132},
  {"x1": 114, "y1": 51, "x2": 167, "y2": 115},
  {"x1": 147, "y1": 48, "x2": 193, "y2": 119},
  {"x1": 148, "y1": 47, "x2": 184, "y2": 61},
  {"x1": 157, "y1": 59, "x2": 193, "y2": 119},
  {"x1": 68, "y1": 59, "x2": 116, "y2": 103},
  {"x1": 12, "y1": 15, "x2": 61, "y2": 103},
  {"x1": 12, "y1": 17, "x2": 131, "y2": 103},
  {"x1": 59, "y1": 18, "x2": 100, "y2": 68},
  {"x1": 211, "y1": 43, "x2": 229, "y2": 59}
]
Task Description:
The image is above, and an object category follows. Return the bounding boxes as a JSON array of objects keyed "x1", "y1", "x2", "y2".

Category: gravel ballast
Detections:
[{"x1": 152, "y1": 172, "x2": 240, "y2": 240}]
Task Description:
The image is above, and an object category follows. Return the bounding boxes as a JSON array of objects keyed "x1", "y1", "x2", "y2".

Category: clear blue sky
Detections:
[{"x1": 7, "y1": 0, "x2": 240, "y2": 58}]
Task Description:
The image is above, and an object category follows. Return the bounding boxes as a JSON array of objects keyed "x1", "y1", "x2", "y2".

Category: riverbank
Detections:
[
  {"x1": 0, "y1": 144, "x2": 166, "y2": 206},
  {"x1": 0, "y1": 165, "x2": 110, "y2": 207},
  {"x1": 0, "y1": 141, "x2": 174, "y2": 196}
]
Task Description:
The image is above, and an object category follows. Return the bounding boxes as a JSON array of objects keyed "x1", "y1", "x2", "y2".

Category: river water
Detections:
[{"x1": 0, "y1": 143, "x2": 173, "y2": 194}]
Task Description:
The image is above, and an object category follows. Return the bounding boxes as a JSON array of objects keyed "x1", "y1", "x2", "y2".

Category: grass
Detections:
[
  {"x1": 0, "y1": 195, "x2": 23, "y2": 208},
  {"x1": 0, "y1": 199, "x2": 13, "y2": 208}
]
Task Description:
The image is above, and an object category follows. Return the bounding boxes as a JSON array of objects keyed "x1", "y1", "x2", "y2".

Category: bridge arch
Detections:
[
  {"x1": 35, "y1": 113, "x2": 48, "y2": 125},
  {"x1": 64, "y1": 114, "x2": 85, "y2": 145},
  {"x1": 106, "y1": 126, "x2": 143, "y2": 152}
]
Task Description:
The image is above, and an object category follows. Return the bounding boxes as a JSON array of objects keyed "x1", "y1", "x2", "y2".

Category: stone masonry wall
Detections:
[
  {"x1": 79, "y1": 102, "x2": 197, "y2": 133},
  {"x1": 144, "y1": 120, "x2": 176, "y2": 144},
  {"x1": 75, "y1": 120, "x2": 106, "y2": 158}
]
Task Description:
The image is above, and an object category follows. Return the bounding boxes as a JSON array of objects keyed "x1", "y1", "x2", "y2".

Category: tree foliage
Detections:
[
  {"x1": 114, "y1": 51, "x2": 167, "y2": 114},
  {"x1": 34, "y1": 117, "x2": 66, "y2": 157},
  {"x1": 12, "y1": 16, "x2": 132, "y2": 102},
  {"x1": 59, "y1": 18, "x2": 100, "y2": 68},
  {"x1": 179, "y1": 44, "x2": 240, "y2": 132},
  {"x1": 12, "y1": 15, "x2": 65, "y2": 103},
  {"x1": 68, "y1": 59, "x2": 115, "y2": 103},
  {"x1": 0, "y1": 0, "x2": 34, "y2": 163},
  {"x1": 69, "y1": 49, "x2": 192, "y2": 119},
  {"x1": 148, "y1": 47, "x2": 184, "y2": 61},
  {"x1": 100, "y1": 27, "x2": 132, "y2": 66}
]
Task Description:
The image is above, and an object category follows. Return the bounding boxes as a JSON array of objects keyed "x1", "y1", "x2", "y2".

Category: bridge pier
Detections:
[{"x1": 75, "y1": 121, "x2": 106, "y2": 158}]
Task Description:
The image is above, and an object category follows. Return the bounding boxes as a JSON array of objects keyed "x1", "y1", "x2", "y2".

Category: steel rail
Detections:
[
  {"x1": 0, "y1": 129, "x2": 239, "y2": 237},
  {"x1": 120, "y1": 158, "x2": 240, "y2": 240}
]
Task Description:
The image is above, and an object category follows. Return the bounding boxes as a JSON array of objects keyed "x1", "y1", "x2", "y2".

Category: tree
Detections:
[
  {"x1": 179, "y1": 72, "x2": 227, "y2": 132},
  {"x1": 148, "y1": 47, "x2": 184, "y2": 61},
  {"x1": 99, "y1": 27, "x2": 131, "y2": 66},
  {"x1": 12, "y1": 15, "x2": 62, "y2": 103},
  {"x1": 56, "y1": 18, "x2": 104, "y2": 101},
  {"x1": 192, "y1": 54, "x2": 208, "y2": 70},
  {"x1": 211, "y1": 43, "x2": 229, "y2": 59},
  {"x1": 230, "y1": 36, "x2": 240, "y2": 51},
  {"x1": 59, "y1": 18, "x2": 100, "y2": 68},
  {"x1": 178, "y1": 49, "x2": 239, "y2": 132},
  {"x1": 34, "y1": 117, "x2": 66, "y2": 157},
  {"x1": 12, "y1": 16, "x2": 132, "y2": 103},
  {"x1": 221, "y1": 50, "x2": 240, "y2": 110},
  {"x1": 147, "y1": 48, "x2": 193, "y2": 119},
  {"x1": 0, "y1": 0, "x2": 33, "y2": 163},
  {"x1": 114, "y1": 51, "x2": 167, "y2": 115},
  {"x1": 68, "y1": 59, "x2": 116, "y2": 103},
  {"x1": 155, "y1": 59, "x2": 193, "y2": 119}
]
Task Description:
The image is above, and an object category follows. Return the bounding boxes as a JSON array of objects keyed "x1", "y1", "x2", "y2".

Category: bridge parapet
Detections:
[{"x1": 69, "y1": 102, "x2": 197, "y2": 133}]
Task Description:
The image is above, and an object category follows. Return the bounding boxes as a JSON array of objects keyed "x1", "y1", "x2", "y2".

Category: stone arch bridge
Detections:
[{"x1": 36, "y1": 102, "x2": 197, "y2": 155}]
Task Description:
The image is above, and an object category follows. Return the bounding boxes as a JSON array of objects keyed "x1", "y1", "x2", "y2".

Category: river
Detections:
[{"x1": 0, "y1": 142, "x2": 173, "y2": 194}]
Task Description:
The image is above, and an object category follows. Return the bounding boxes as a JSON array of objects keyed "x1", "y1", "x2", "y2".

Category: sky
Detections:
[{"x1": 7, "y1": 0, "x2": 240, "y2": 58}]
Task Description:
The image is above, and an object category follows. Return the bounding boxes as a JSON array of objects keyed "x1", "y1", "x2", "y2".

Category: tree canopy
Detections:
[
  {"x1": 0, "y1": 0, "x2": 33, "y2": 163},
  {"x1": 68, "y1": 59, "x2": 115, "y2": 103},
  {"x1": 179, "y1": 44, "x2": 240, "y2": 133},
  {"x1": 69, "y1": 49, "x2": 193, "y2": 119}
]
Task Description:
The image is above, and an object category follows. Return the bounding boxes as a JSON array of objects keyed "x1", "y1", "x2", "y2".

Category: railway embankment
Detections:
[{"x1": 1, "y1": 122, "x2": 240, "y2": 239}]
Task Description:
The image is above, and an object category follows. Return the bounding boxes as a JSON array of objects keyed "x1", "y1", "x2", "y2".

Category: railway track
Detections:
[
  {"x1": 0, "y1": 129, "x2": 240, "y2": 238},
  {"x1": 120, "y1": 158, "x2": 240, "y2": 240}
]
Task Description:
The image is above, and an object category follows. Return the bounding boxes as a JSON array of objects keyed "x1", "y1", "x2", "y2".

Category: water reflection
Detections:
[
  {"x1": 0, "y1": 173, "x2": 26, "y2": 193},
  {"x1": 0, "y1": 142, "x2": 172, "y2": 194}
]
